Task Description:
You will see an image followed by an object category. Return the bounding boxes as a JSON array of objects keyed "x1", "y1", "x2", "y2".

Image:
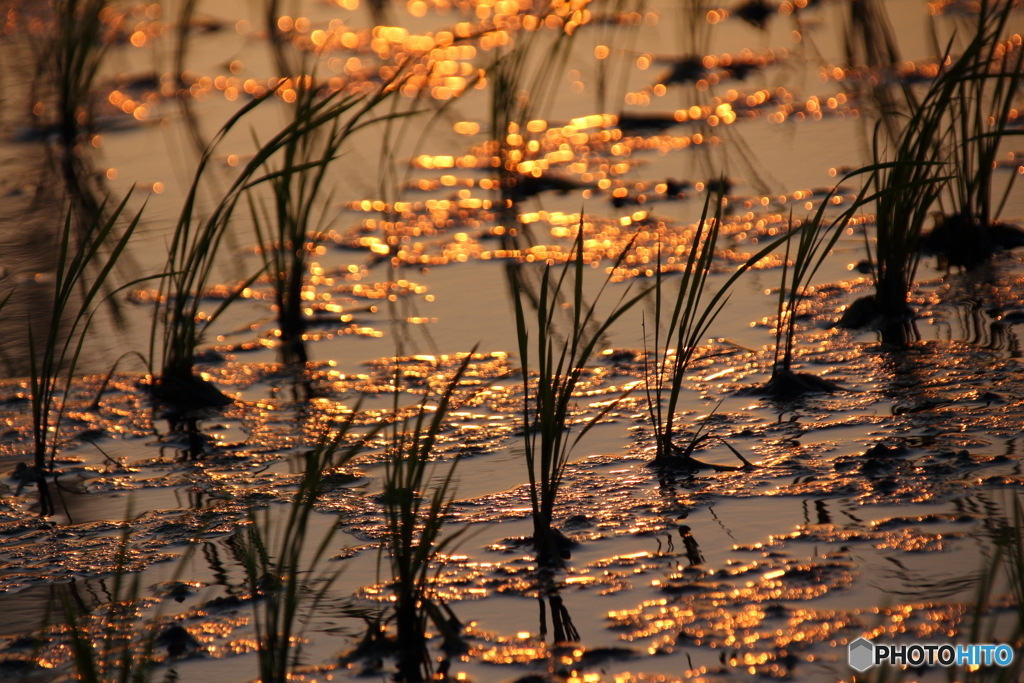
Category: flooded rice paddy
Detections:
[{"x1": 1, "y1": 0, "x2": 1024, "y2": 681}]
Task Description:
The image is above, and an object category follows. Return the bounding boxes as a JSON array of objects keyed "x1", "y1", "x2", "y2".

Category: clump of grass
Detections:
[
  {"x1": 512, "y1": 221, "x2": 650, "y2": 566},
  {"x1": 644, "y1": 188, "x2": 785, "y2": 461},
  {"x1": 867, "y1": 128, "x2": 948, "y2": 345},
  {"x1": 29, "y1": 196, "x2": 142, "y2": 516},
  {"x1": 644, "y1": 192, "x2": 730, "y2": 464},
  {"x1": 756, "y1": 167, "x2": 882, "y2": 399},
  {"x1": 380, "y1": 353, "x2": 475, "y2": 681},
  {"x1": 150, "y1": 90, "x2": 277, "y2": 414},
  {"x1": 249, "y1": 61, "x2": 409, "y2": 366},
  {"x1": 153, "y1": 74, "x2": 408, "y2": 414},
  {"x1": 930, "y1": 0, "x2": 1024, "y2": 268},
  {"x1": 249, "y1": 81, "x2": 333, "y2": 366},
  {"x1": 853, "y1": 7, "x2": 1014, "y2": 343},
  {"x1": 238, "y1": 418, "x2": 378, "y2": 683}
]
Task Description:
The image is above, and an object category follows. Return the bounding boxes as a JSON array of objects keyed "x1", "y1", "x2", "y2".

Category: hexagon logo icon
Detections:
[{"x1": 848, "y1": 637, "x2": 875, "y2": 672}]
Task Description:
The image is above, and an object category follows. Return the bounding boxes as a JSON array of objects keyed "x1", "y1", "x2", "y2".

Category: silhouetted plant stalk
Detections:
[
  {"x1": 940, "y1": 0, "x2": 1023, "y2": 258},
  {"x1": 644, "y1": 193, "x2": 725, "y2": 462},
  {"x1": 29, "y1": 196, "x2": 143, "y2": 516},
  {"x1": 48, "y1": 0, "x2": 109, "y2": 217},
  {"x1": 512, "y1": 222, "x2": 650, "y2": 567},
  {"x1": 250, "y1": 70, "x2": 344, "y2": 367},
  {"x1": 644, "y1": 189, "x2": 784, "y2": 460},
  {"x1": 866, "y1": 8, "x2": 1010, "y2": 343},
  {"x1": 238, "y1": 420, "x2": 378, "y2": 683},
  {"x1": 763, "y1": 166, "x2": 885, "y2": 394},
  {"x1": 381, "y1": 353, "x2": 475, "y2": 681},
  {"x1": 153, "y1": 68, "x2": 412, "y2": 411}
]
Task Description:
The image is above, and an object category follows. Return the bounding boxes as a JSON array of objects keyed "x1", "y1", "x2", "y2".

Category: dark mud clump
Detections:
[{"x1": 739, "y1": 368, "x2": 845, "y2": 400}]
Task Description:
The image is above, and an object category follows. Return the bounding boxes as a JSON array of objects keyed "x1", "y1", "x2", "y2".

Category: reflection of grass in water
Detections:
[
  {"x1": 42, "y1": 0, "x2": 140, "y2": 325},
  {"x1": 47, "y1": 0, "x2": 109, "y2": 207},
  {"x1": 381, "y1": 354, "x2": 474, "y2": 681},
  {"x1": 862, "y1": 498, "x2": 1024, "y2": 683},
  {"x1": 512, "y1": 224, "x2": 650, "y2": 567},
  {"x1": 56, "y1": 502, "x2": 209, "y2": 682},
  {"x1": 59, "y1": 528, "x2": 163, "y2": 683}
]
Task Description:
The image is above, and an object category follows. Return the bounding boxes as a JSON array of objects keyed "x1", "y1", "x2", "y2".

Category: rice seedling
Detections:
[
  {"x1": 237, "y1": 417, "x2": 380, "y2": 683},
  {"x1": 152, "y1": 71, "x2": 411, "y2": 413},
  {"x1": 643, "y1": 192, "x2": 730, "y2": 465},
  {"x1": 675, "y1": 0, "x2": 714, "y2": 62},
  {"x1": 512, "y1": 222, "x2": 651, "y2": 567},
  {"x1": 930, "y1": 0, "x2": 1024, "y2": 269},
  {"x1": 380, "y1": 353, "x2": 475, "y2": 681},
  {"x1": 264, "y1": 0, "x2": 303, "y2": 80},
  {"x1": 756, "y1": 167, "x2": 885, "y2": 398},
  {"x1": 48, "y1": 0, "x2": 109, "y2": 202},
  {"x1": 643, "y1": 187, "x2": 792, "y2": 461},
  {"x1": 854, "y1": 98, "x2": 950, "y2": 342},
  {"x1": 248, "y1": 51, "x2": 417, "y2": 366},
  {"x1": 851, "y1": 6, "x2": 1015, "y2": 343},
  {"x1": 28, "y1": 195, "x2": 143, "y2": 516},
  {"x1": 54, "y1": 427, "x2": 370, "y2": 683}
]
